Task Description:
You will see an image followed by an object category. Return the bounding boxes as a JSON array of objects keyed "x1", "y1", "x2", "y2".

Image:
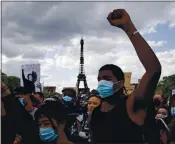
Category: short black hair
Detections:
[
  {"x1": 62, "y1": 88, "x2": 76, "y2": 98},
  {"x1": 88, "y1": 95, "x2": 102, "y2": 101},
  {"x1": 34, "y1": 92, "x2": 44, "y2": 100},
  {"x1": 99, "y1": 64, "x2": 127, "y2": 95},
  {"x1": 35, "y1": 101, "x2": 69, "y2": 124},
  {"x1": 23, "y1": 87, "x2": 32, "y2": 94},
  {"x1": 88, "y1": 89, "x2": 101, "y2": 100},
  {"x1": 90, "y1": 89, "x2": 100, "y2": 96},
  {"x1": 159, "y1": 105, "x2": 169, "y2": 111},
  {"x1": 99, "y1": 64, "x2": 125, "y2": 82},
  {"x1": 14, "y1": 87, "x2": 25, "y2": 95}
]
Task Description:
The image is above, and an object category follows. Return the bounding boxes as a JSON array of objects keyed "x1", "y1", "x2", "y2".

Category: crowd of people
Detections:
[
  {"x1": 1, "y1": 9, "x2": 175, "y2": 144},
  {"x1": 1, "y1": 80, "x2": 175, "y2": 144}
]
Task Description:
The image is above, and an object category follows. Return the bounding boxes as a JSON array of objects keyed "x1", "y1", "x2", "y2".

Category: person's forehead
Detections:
[
  {"x1": 158, "y1": 108, "x2": 167, "y2": 112},
  {"x1": 39, "y1": 115, "x2": 49, "y2": 122},
  {"x1": 98, "y1": 70, "x2": 115, "y2": 78},
  {"x1": 89, "y1": 97, "x2": 100, "y2": 102},
  {"x1": 154, "y1": 95, "x2": 162, "y2": 99}
]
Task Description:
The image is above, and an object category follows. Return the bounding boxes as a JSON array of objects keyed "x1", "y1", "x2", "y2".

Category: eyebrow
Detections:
[
  {"x1": 103, "y1": 76, "x2": 112, "y2": 79},
  {"x1": 98, "y1": 75, "x2": 112, "y2": 80},
  {"x1": 39, "y1": 120, "x2": 49, "y2": 123}
]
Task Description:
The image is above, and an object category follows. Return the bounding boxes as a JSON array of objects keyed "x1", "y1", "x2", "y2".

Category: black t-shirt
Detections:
[{"x1": 90, "y1": 97, "x2": 144, "y2": 144}]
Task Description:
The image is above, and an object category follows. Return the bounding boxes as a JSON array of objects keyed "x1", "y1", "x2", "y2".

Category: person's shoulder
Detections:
[{"x1": 91, "y1": 105, "x2": 101, "y2": 119}]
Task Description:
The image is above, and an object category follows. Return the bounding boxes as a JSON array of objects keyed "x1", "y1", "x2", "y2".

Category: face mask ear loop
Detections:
[
  {"x1": 113, "y1": 81, "x2": 121, "y2": 94},
  {"x1": 157, "y1": 118, "x2": 170, "y2": 132}
]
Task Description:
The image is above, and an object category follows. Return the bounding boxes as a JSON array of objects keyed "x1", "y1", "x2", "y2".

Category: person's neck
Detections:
[
  {"x1": 100, "y1": 101, "x2": 116, "y2": 112},
  {"x1": 57, "y1": 126, "x2": 69, "y2": 144}
]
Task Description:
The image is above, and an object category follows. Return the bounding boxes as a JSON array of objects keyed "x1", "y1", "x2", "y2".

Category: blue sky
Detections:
[
  {"x1": 2, "y1": 2, "x2": 175, "y2": 93},
  {"x1": 145, "y1": 24, "x2": 175, "y2": 52}
]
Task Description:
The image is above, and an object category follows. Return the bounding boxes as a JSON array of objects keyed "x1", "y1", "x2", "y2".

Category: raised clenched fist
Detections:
[{"x1": 107, "y1": 9, "x2": 136, "y2": 34}]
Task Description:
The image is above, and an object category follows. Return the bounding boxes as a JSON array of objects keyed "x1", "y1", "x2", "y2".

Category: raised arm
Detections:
[
  {"x1": 22, "y1": 69, "x2": 26, "y2": 82},
  {"x1": 107, "y1": 9, "x2": 161, "y2": 109},
  {"x1": 127, "y1": 22, "x2": 161, "y2": 106}
]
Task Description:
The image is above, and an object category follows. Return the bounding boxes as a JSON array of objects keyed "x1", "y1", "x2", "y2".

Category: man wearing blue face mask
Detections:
[
  {"x1": 14, "y1": 87, "x2": 27, "y2": 106},
  {"x1": 62, "y1": 88, "x2": 81, "y2": 114},
  {"x1": 90, "y1": 9, "x2": 162, "y2": 144},
  {"x1": 61, "y1": 88, "x2": 84, "y2": 143}
]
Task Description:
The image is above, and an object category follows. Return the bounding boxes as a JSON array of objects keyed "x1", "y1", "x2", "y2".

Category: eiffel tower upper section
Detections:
[{"x1": 76, "y1": 38, "x2": 89, "y2": 93}]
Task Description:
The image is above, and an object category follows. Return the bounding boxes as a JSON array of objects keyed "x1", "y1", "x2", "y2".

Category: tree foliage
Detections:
[
  {"x1": 1, "y1": 72, "x2": 20, "y2": 92},
  {"x1": 157, "y1": 74, "x2": 175, "y2": 98}
]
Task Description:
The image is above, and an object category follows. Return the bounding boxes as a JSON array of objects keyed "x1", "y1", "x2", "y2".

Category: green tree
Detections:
[
  {"x1": 157, "y1": 74, "x2": 175, "y2": 98},
  {"x1": 1, "y1": 72, "x2": 8, "y2": 85},
  {"x1": 1, "y1": 72, "x2": 20, "y2": 91},
  {"x1": 7, "y1": 76, "x2": 20, "y2": 92}
]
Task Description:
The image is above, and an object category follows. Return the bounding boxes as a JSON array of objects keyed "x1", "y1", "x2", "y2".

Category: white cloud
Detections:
[
  {"x1": 2, "y1": 2, "x2": 175, "y2": 93},
  {"x1": 147, "y1": 41, "x2": 167, "y2": 47},
  {"x1": 167, "y1": 3, "x2": 175, "y2": 28}
]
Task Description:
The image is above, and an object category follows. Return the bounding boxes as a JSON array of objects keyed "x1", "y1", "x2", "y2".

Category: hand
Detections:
[
  {"x1": 36, "y1": 83, "x2": 41, "y2": 89},
  {"x1": 107, "y1": 9, "x2": 136, "y2": 34},
  {"x1": 24, "y1": 95, "x2": 34, "y2": 111},
  {"x1": 1, "y1": 81, "x2": 11, "y2": 98},
  {"x1": 1, "y1": 101, "x2": 6, "y2": 116},
  {"x1": 21, "y1": 65, "x2": 26, "y2": 69},
  {"x1": 160, "y1": 130, "x2": 167, "y2": 144},
  {"x1": 51, "y1": 118, "x2": 60, "y2": 134},
  {"x1": 13, "y1": 135, "x2": 23, "y2": 144},
  {"x1": 1, "y1": 81, "x2": 6, "y2": 89}
]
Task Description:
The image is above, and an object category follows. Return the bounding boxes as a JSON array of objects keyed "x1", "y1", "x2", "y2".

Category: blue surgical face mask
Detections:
[
  {"x1": 171, "y1": 107, "x2": 175, "y2": 116},
  {"x1": 39, "y1": 127, "x2": 58, "y2": 142},
  {"x1": 18, "y1": 98, "x2": 25, "y2": 106},
  {"x1": 97, "y1": 80, "x2": 119, "y2": 98},
  {"x1": 63, "y1": 96, "x2": 72, "y2": 102}
]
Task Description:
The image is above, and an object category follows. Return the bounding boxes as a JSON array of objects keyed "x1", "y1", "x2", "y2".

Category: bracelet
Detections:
[{"x1": 132, "y1": 31, "x2": 139, "y2": 36}]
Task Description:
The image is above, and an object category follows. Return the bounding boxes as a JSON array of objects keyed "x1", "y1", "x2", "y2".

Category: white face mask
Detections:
[{"x1": 161, "y1": 114, "x2": 168, "y2": 119}]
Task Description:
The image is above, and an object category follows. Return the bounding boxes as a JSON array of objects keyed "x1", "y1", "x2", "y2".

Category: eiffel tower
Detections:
[{"x1": 76, "y1": 38, "x2": 89, "y2": 94}]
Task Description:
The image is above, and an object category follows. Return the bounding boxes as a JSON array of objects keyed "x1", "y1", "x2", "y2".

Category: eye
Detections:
[
  {"x1": 88, "y1": 102, "x2": 92, "y2": 105},
  {"x1": 44, "y1": 122, "x2": 51, "y2": 126},
  {"x1": 93, "y1": 102, "x2": 98, "y2": 105}
]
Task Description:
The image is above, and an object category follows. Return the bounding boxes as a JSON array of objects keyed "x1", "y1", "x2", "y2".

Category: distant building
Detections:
[
  {"x1": 43, "y1": 86, "x2": 56, "y2": 98},
  {"x1": 124, "y1": 72, "x2": 139, "y2": 95},
  {"x1": 124, "y1": 72, "x2": 132, "y2": 88}
]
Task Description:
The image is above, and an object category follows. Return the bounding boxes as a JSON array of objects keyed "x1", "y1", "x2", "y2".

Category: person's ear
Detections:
[
  {"x1": 51, "y1": 119, "x2": 58, "y2": 128},
  {"x1": 113, "y1": 80, "x2": 124, "y2": 90}
]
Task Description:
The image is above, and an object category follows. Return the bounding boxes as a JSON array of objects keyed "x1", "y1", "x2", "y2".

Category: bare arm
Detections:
[
  {"x1": 107, "y1": 10, "x2": 161, "y2": 107},
  {"x1": 22, "y1": 69, "x2": 26, "y2": 82},
  {"x1": 126, "y1": 22, "x2": 161, "y2": 108}
]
